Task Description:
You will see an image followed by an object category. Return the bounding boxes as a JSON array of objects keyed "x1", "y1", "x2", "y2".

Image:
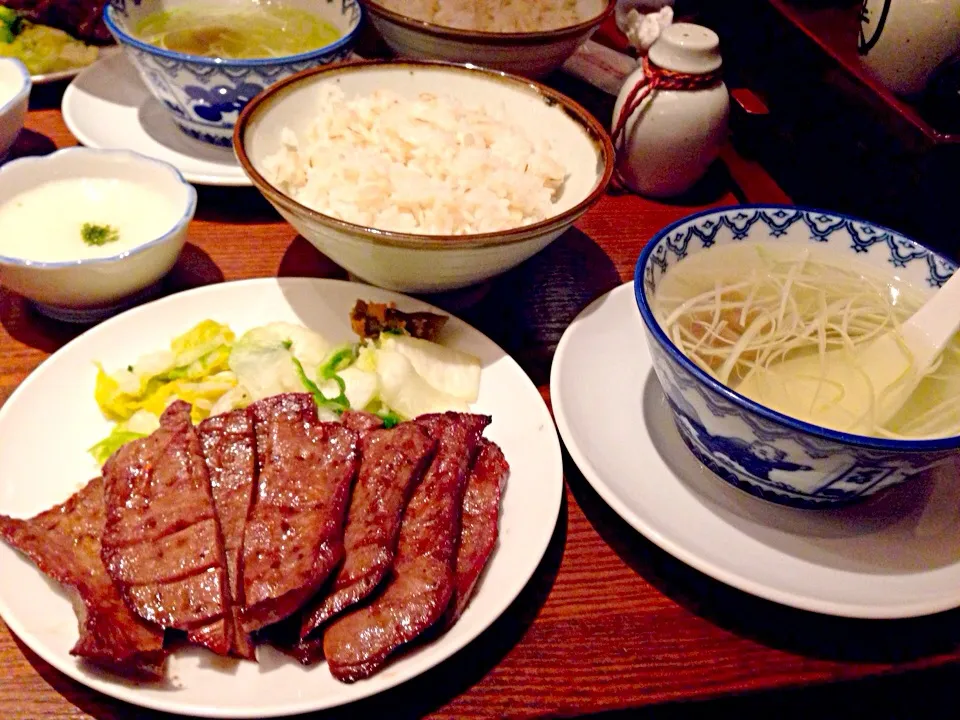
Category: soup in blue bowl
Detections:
[
  {"x1": 634, "y1": 205, "x2": 960, "y2": 508},
  {"x1": 104, "y1": 0, "x2": 362, "y2": 147}
]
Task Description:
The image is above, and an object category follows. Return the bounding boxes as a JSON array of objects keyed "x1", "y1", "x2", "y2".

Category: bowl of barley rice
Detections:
[
  {"x1": 234, "y1": 59, "x2": 614, "y2": 294},
  {"x1": 360, "y1": 0, "x2": 615, "y2": 79}
]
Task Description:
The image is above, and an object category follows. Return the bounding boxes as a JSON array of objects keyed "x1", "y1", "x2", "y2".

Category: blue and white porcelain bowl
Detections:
[
  {"x1": 104, "y1": 0, "x2": 362, "y2": 148},
  {"x1": 634, "y1": 205, "x2": 960, "y2": 509}
]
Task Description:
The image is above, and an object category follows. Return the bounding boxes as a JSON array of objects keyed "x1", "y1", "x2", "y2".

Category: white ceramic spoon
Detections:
[{"x1": 734, "y1": 269, "x2": 960, "y2": 436}]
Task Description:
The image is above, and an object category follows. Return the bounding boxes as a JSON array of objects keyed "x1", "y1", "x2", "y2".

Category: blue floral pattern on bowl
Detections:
[
  {"x1": 105, "y1": 0, "x2": 362, "y2": 147},
  {"x1": 633, "y1": 205, "x2": 959, "y2": 509}
]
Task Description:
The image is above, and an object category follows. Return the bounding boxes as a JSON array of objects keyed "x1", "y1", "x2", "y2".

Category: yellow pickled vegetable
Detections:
[{"x1": 93, "y1": 320, "x2": 237, "y2": 424}]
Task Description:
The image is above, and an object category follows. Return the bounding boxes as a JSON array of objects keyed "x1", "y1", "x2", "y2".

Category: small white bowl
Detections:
[
  {"x1": 361, "y1": 0, "x2": 614, "y2": 79},
  {"x1": 0, "y1": 58, "x2": 30, "y2": 160},
  {"x1": 234, "y1": 60, "x2": 613, "y2": 294},
  {"x1": 0, "y1": 148, "x2": 196, "y2": 322}
]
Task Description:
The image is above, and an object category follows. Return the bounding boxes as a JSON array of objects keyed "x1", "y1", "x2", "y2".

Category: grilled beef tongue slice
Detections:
[
  {"x1": 240, "y1": 393, "x2": 360, "y2": 633},
  {"x1": 323, "y1": 412, "x2": 489, "y2": 682},
  {"x1": 446, "y1": 439, "x2": 509, "y2": 624},
  {"x1": 283, "y1": 635, "x2": 325, "y2": 665},
  {"x1": 256, "y1": 613, "x2": 327, "y2": 666},
  {"x1": 198, "y1": 409, "x2": 258, "y2": 660},
  {"x1": 101, "y1": 401, "x2": 231, "y2": 655},
  {"x1": 341, "y1": 410, "x2": 385, "y2": 437},
  {"x1": 0, "y1": 477, "x2": 167, "y2": 678},
  {"x1": 299, "y1": 420, "x2": 437, "y2": 638}
]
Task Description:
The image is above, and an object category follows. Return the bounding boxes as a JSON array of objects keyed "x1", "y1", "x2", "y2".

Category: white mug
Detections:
[{"x1": 859, "y1": 0, "x2": 960, "y2": 96}]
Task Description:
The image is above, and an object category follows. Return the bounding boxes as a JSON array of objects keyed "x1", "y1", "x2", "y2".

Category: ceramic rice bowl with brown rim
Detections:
[
  {"x1": 234, "y1": 60, "x2": 614, "y2": 294},
  {"x1": 360, "y1": 0, "x2": 615, "y2": 79}
]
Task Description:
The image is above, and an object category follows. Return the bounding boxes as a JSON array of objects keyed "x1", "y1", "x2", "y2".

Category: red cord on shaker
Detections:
[{"x1": 612, "y1": 23, "x2": 730, "y2": 198}]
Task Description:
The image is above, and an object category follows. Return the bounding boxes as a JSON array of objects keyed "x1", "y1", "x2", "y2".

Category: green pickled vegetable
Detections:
[
  {"x1": 0, "y1": 6, "x2": 22, "y2": 44},
  {"x1": 291, "y1": 354, "x2": 349, "y2": 414},
  {"x1": 0, "y1": 14, "x2": 98, "y2": 75},
  {"x1": 88, "y1": 428, "x2": 147, "y2": 465}
]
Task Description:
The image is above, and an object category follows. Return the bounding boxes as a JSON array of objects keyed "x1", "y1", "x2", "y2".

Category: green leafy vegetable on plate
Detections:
[
  {"x1": 0, "y1": 6, "x2": 22, "y2": 43},
  {"x1": 90, "y1": 315, "x2": 482, "y2": 465},
  {"x1": 0, "y1": 5, "x2": 99, "y2": 76}
]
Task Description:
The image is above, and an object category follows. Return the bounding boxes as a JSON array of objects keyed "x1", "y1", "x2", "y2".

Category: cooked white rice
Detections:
[
  {"x1": 262, "y1": 86, "x2": 568, "y2": 236},
  {"x1": 380, "y1": 0, "x2": 590, "y2": 32}
]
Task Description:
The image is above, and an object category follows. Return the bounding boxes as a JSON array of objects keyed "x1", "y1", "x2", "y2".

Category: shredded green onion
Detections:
[
  {"x1": 291, "y1": 355, "x2": 348, "y2": 414},
  {"x1": 81, "y1": 222, "x2": 120, "y2": 247},
  {"x1": 318, "y1": 344, "x2": 357, "y2": 378},
  {"x1": 653, "y1": 244, "x2": 960, "y2": 439}
]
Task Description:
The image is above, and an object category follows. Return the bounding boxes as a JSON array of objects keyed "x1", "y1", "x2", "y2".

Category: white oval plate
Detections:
[
  {"x1": 551, "y1": 282, "x2": 960, "y2": 620},
  {"x1": 32, "y1": 46, "x2": 121, "y2": 85},
  {"x1": 33, "y1": 65, "x2": 85, "y2": 85},
  {"x1": 0, "y1": 278, "x2": 563, "y2": 717},
  {"x1": 61, "y1": 50, "x2": 250, "y2": 186}
]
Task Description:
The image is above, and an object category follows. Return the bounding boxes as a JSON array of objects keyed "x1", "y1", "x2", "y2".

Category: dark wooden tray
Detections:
[
  {"x1": 694, "y1": 0, "x2": 960, "y2": 259},
  {"x1": 768, "y1": 0, "x2": 958, "y2": 146}
]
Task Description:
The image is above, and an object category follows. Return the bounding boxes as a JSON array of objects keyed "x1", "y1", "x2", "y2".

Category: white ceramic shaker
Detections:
[
  {"x1": 858, "y1": 0, "x2": 960, "y2": 97},
  {"x1": 612, "y1": 23, "x2": 730, "y2": 198}
]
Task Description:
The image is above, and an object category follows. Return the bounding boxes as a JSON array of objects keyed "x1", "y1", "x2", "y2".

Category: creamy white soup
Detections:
[{"x1": 0, "y1": 178, "x2": 180, "y2": 262}]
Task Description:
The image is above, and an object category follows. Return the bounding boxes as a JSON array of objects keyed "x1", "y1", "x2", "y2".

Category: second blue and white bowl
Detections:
[
  {"x1": 634, "y1": 205, "x2": 960, "y2": 509},
  {"x1": 104, "y1": 0, "x2": 362, "y2": 148}
]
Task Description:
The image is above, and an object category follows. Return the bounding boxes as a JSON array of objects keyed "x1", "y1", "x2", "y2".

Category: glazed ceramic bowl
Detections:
[
  {"x1": 0, "y1": 148, "x2": 196, "y2": 322},
  {"x1": 0, "y1": 58, "x2": 30, "y2": 160},
  {"x1": 634, "y1": 205, "x2": 960, "y2": 509},
  {"x1": 235, "y1": 60, "x2": 614, "y2": 294},
  {"x1": 103, "y1": 0, "x2": 362, "y2": 148},
  {"x1": 360, "y1": 0, "x2": 614, "y2": 78}
]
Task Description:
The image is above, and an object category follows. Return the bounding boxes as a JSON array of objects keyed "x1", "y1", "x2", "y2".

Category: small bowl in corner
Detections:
[
  {"x1": 0, "y1": 58, "x2": 31, "y2": 161},
  {"x1": 634, "y1": 204, "x2": 960, "y2": 509},
  {"x1": 361, "y1": 0, "x2": 614, "y2": 79},
  {"x1": 0, "y1": 147, "x2": 197, "y2": 323}
]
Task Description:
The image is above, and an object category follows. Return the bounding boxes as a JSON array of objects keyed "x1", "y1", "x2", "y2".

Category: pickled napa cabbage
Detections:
[
  {"x1": 90, "y1": 317, "x2": 482, "y2": 465},
  {"x1": 0, "y1": 7, "x2": 98, "y2": 75}
]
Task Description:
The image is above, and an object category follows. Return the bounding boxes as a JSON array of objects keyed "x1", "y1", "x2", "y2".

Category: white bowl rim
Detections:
[
  {"x1": 361, "y1": 0, "x2": 615, "y2": 43},
  {"x1": 0, "y1": 147, "x2": 197, "y2": 269},
  {"x1": 102, "y1": 0, "x2": 362, "y2": 68},
  {"x1": 0, "y1": 58, "x2": 31, "y2": 117},
  {"x1": 634, "y1": 202, "x2": 960, "y2": 452},
  {"x1": 234, "y1": 58, "x2": 615, "y2": 250}
]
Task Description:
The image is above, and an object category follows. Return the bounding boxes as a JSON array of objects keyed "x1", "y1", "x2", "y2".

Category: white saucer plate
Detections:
[
  {"x1": 551, "y1": 282, "x2": 960, "y2": 620},
  {"x1": 61, "y1": 51, "x2": 249, "y2": 186},
  {"x1": 0, "y1": 278, "x2": 563, "y2": 717}
]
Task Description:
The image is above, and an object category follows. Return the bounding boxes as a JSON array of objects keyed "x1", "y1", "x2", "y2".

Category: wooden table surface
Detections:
[{"x1": 2, "y1": 73, "x2": 960, "y2": 720}]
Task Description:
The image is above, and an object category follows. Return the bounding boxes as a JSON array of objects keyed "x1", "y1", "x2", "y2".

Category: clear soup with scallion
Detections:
[
  {"x1": 652, "y1": 243, "x2": 960, "y2": 440},
  {"x1": 134, "y1": 2, "x2": 340, "y2": 59}
]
